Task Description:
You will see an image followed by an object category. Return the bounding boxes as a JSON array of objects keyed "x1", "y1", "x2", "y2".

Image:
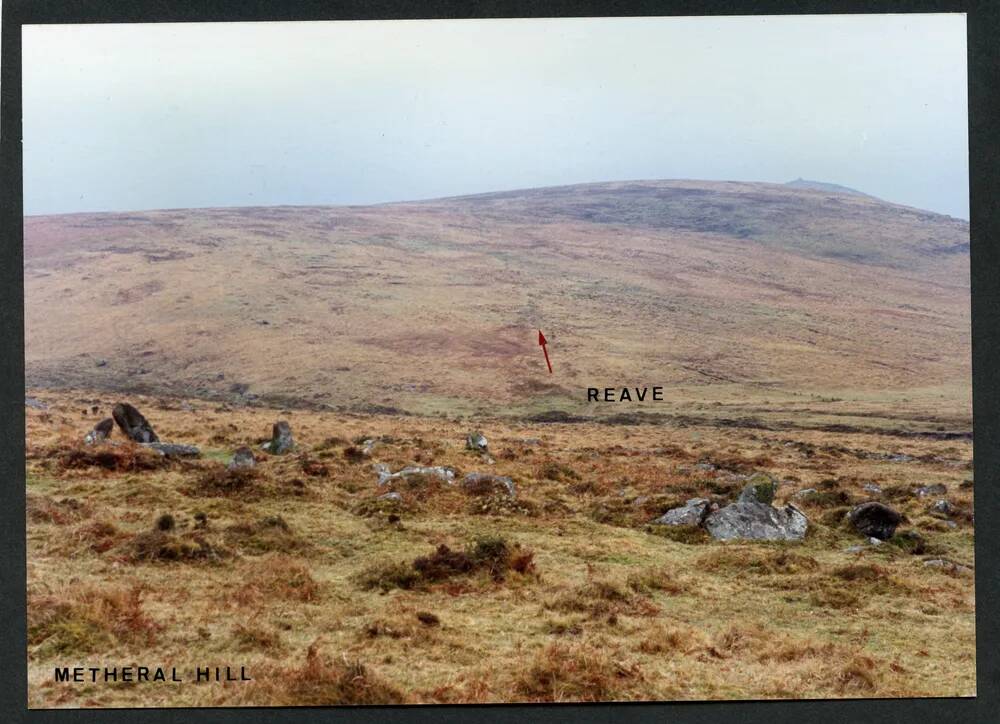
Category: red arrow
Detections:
[{"x1": 538, "y1": 330, "x2": 552, "y2": 374}]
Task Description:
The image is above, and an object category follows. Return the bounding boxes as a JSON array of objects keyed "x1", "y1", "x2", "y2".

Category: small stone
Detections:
[
  {"x1": 84, "y1": 417, "x2": 114, "y2": 445},
  {"x1": 915, "y1": 483, "x2": 947, "y2": 498},
  {"x1": 931, "y1": 499, "x2": 953, "y2": 515},
  {"x1": 847, "y1": 502, "x2": 902, "y2": 541},
  {"x1": 263, "y1": 420, "x2": 294, "y2": 454},
  {"x1": 466, "y1": 430, "x2": 489, "y2": 452},
  {"x1": 227, "y1": 446, "x2": 256, "y2": 470},
  {"x1": 862, "y1": 483, "x2": 882, "y2": 495},
  {"x1": 653, "y1": 498, "x2": 710, "y2": 527}
]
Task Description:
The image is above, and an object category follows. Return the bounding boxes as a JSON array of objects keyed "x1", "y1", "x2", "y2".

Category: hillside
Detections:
[{"x1": 23, "y1": 179, "x2": 971, "y2": 427}]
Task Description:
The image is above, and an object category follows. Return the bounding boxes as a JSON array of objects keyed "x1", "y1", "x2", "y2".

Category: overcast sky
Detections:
[{"x1": 23, "y1": 14, "x2": 969, "y2": 218}]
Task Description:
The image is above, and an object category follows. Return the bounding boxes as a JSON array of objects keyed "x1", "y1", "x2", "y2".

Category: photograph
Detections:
[{"x1": 21, "y1": 14, "x2": 974, "y2": 707}]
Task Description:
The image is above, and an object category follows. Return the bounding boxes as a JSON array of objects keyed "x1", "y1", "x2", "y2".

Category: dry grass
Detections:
[{"x1": 24, "y1": 390, "x2": 975, "y2": 707}]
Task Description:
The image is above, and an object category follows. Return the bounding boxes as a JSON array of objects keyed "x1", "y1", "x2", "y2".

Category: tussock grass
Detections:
[
  {"x1": 28, "y1": 584, "x2": 161, "y2": 656},
  {"x1": 246, "y1": 642, "x2": 407, "y2": 705}
]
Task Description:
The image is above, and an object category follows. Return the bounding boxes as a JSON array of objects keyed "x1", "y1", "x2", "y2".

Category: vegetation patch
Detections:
[
  {"x1": 53, "y1": 442, "x2": 169, "y2": 473},
  {"x1": 249, "y1": 643, "x2": 406, "y2": 705},
  {"x1": 224, "y1": 515, "x2": 309, "y2": 555},
  {"x1": 28, "y1": 584, "x2": 161, "y2": 656},
  {"x1": 514, "y1": 642, "x2": 644, "y2": 702},
  {"x1": 355, "y1": 536, "x2": 536, "y2": 591},
  {"x1": 237, "y1": 555, "x2": 321, "y2": 603}
]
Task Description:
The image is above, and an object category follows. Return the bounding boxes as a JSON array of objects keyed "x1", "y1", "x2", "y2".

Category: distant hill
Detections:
[
  {"x1": 23, "y1": 179, "x2": 970, "y2": 420},
  {"x1": 785, "y1": 177, "x2": 872, "y2": 198}
]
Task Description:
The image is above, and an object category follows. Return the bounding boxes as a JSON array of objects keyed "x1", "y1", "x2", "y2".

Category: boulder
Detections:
[
  {"x1": 461, "y1": 473, "x2": 516, "y2": 497},
  {"x1": 466, "y1": 430, "x2": 489, "y2": 452},
  {"x1": 84, "y1": 418, "x2": 114, "y2": 445},
  {"x1": 262, "y1": 420, "x2": 294, "y2": 454},
  {"x1": 143, "y1": 442, "x2": 201, "y2": 458},
  {"x1": 847, "y1": 502, "x2": 902, "y2": 540},
  {"x1": 227, "y1": 446, "x2": 256, "y2": 470},
  {"x1": 112, "y1": 402, "x2": 159, "y2": 443},
  {"x1": 653, "y1": 498, "x2": 710, "y2": 527},
  {"x1": 704, "y1": 499, "x2": 808, "y2": 541}
]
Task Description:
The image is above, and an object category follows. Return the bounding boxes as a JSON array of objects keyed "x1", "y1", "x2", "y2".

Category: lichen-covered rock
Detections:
[
  {"x1": 652, "y1": 498, "x2": 710, "y2": 527},
  {"x1": 84, "y1": 418, "x2": 114, "y2": 445},
  {"x1": 704, "y1": 499, "x2": 808, "y2": 541},
  {"x1": 915, "y1": 483, "x2": 947, "y2": 498},
  {"x1": 847, "y1": 501, "x2": 902, "y2": 540},
  {"x1": 112, "y1": 402, "x2": 159, "y2": 443},
  {"x1": 262, "y1": 420, "x2": 294, "y2": 454},
  {"x1": 461, "y1": 472, "x2": 516, "y2": 498},
  {"x1": 738, "y1": 473, "x2": 778, "y2": 504},
  {"x1": 227, "y1": 446, "x2": 256, "y2": 470}
]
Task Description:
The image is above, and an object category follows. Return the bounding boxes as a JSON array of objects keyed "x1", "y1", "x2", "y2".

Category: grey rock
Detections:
[
  {"x1": 923, "y1": 559, "x2": 973, "y2": 576},
  {"x1": 227, "y1": 446, "x2": 256, "y2": 470},
  {"x1": 142, "y1": 442, "x2": 201, "y2": 458},
  {"x1": 863, "y1": 483, "x2": 883, "y2": 495},
  {"x1": 694, "y1": 462, "x2": 716, "y2": 472},
  {"x1": 522, "y1": 438, "x2": 542, "y2": 446},
  {"x1": 377, "y1": 465, "x2": 456, "y2": 487},
  {"x1": 845, "y1": 545, "x2": 865, "y2": 554},
  {"x1": 931, "y1": 499, "x2": 953, "y2": 515},
  {"x1": 262, "y1": 420, "x2": 293, "y2": 454},
  {"x1": 111, "y1": 402, "x2": 159, "y2": 443},
  {"x1": 378, "y1": 491, "x2": 403, "y2": 502},
  {"x1": 704, "y1": 500, "x2": 808, "y2": 541},
  {"x1": 466, "y1": 430, "x2": 489, "y2": 452},
  {"x1": 25, "y1": 396, "x2": 47, "y2": 410},
  {"x1": 653, "y1": 498, "x2": 710, "y2": 527},
  {"x1": 847, "y1": 502, "x2": 902, "y2": 540},
  {"x1": 84, "y1": 417, "x2": 114, "y2": 445},
  {"x1": 793, "y1": 488, "x2": 818, "y2": 499},
  {"x1": 888, "y1": 453, "x2": 915, "y2": 463},
  {"x1": 868, "y1": 537, "x2": 883, "y2": 546},
  {"x1": 461, "y1": 472, "x2": 516, "y2": 498},
  {"x1": 373, "y1": 463, "x2": 392, "y2": 485},
  {"x1": 915, "y1": 483, "x2": 947, "y2": 498},
  {"x1": 95, "y1": 359, "x2": 108, "y2": 367}
]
